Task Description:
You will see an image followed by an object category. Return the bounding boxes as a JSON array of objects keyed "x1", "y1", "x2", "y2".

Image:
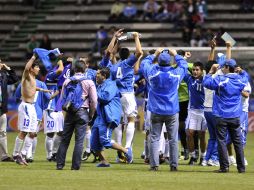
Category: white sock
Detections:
[
  {"x1": 32, "y1": 137, "x2": 37, "y2": 158},
  {"x1": 21, "y1": 136, "x2": 33, "y2": 156},
  {"x1": 164, "y1": 139, "x2": 169, "y2": 157},
  {"x1": 52, "y1": 135, "x2": 62, "y2": 154},
  {"x1": 125, "y1": 122, "x2": 135, "y2": 148},
  {"x1": 114, "y1": 124, "x2": 123, "y2": 146},
  {"x1": 201, "y1": 151, "x2": 206, "y2": 158},
  {"x1": 85, "y1": 129, "x2": 91, "y2": 153},
  {"x1": 45, "y1": 136, "x2": 53, "y2": 158},
  {"x1": 0, "y1": 136, "x2": 8, "y2": 158},
  {"x1": 190, "y1": 151, "x2": 196, "y2": 158},
  {"x1": 159, "y1": 131, "x2": 165, "y2": 153},
  {"x1": 13, "y1": 136, "x2": 24, "y2": 156}
]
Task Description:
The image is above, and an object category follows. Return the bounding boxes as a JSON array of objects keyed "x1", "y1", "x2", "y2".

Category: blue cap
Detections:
[
  {"x1": 216, "y1": 53, "x2": 226, "y2": 66},
  {"x1": 158, "y1": 52, "x2": 171, "y2": 66},
  {"x1": 224, "y1": 59, "x2": 236, "y2": 68}
]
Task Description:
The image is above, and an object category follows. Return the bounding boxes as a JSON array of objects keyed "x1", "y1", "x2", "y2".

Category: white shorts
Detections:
[
  {"x1": 43, "y1": 111, "x2": 64, "y2": 134},
  {"x1": 120, "y1": 92, "x2": 137, "y2": 117},
  {"x1": 185, "y1": 109, "x2": 207, "y2": 131},
  {"x1": 144, "y1": 110, "x2": 151, "y2": 131},
  {"x1": 18, "y1": 102, "x2": 38, "y2": 133}
]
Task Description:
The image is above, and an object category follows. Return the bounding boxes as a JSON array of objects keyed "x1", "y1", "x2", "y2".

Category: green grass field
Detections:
[{"x1": 1, "y1": 132, "x2": 254, "y2": 190}]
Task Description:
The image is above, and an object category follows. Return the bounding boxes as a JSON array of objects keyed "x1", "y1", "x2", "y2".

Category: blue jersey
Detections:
[
  {"x1": 184, "y1": 74, "x2": 205, "y2": 110},
  {"x1": 84, "y1": 68, "x2": 97, "y2": 84},
  {"x1": 100, "y1": 54, "x2": 137, "y2": 93},
  {"x1": 203, "y1": 72, "x2": 247, "y2": 118},
  {"x1": 142, "y1": 54, "x2": 188, "y2": 115},
  {"x1": 15, "y1": 80, "x2": 51, "y2": 120}
]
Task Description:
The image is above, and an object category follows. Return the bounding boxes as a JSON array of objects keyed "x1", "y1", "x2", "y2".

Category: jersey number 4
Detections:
[{"x1": 116, "y1": 67, "x2": 123, "y2": 79}]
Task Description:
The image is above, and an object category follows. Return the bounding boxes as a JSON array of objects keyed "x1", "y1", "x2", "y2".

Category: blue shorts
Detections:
[{"x1": 90, "y1": 118, "x2": 114, "y2": 151}]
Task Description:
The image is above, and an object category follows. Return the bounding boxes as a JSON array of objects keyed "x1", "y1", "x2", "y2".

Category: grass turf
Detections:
[{"x1": 0, "y1": 132, "x2": 254, "y2": 190}]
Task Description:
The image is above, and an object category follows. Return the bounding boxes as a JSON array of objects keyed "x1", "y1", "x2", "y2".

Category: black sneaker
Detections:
[
  {"x1": 199, "y1": 157, "x2": 204, "y2": 165},
  {"x1": 214, "y1": 168, "x2": 229, "y2": 173},
  {"x1": 149, "y1": 166, "x2": 159, "y2": 171},
  {"x1": 159, "y1": 153, "x2": 165, "y2": 164},
  {"x1": 82, "y1": 151, "x2": 91, "y2": 161},
  {"x1": 26, "y1": 158, "x2": 34, "y2": 163},
  {"x1": 1, "y1": 156, "x2": 14, "y2": 162},
  {"x1": 170, "y1": 166, "x2": 178, "y2": 171},
  {"x1": 184, "y1": 149, "x2": 189, "y2": 160},
  {"x1": 91, "y1": 151, "x2": 100, "y2": 163},
  {"x1": 51, "y1": 153, "x2": 57, "y2": 162},
  {"x1": 188, "y1": 157, "x2": 196, "y2": 165},
  {"x1": 194, "y1": 149, "x2": 199, "y2": 162}
]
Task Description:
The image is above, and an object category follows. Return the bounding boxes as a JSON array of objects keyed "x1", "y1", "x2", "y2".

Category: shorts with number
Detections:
[
  {"x1": 43, "y1": 111, "x2": 64, "y2": 134},
  {"x1": 185, "y1": 109, "x2": 207, "y2": 131},
  {"x1": 18, "y1": 102, "x2": 37, "y2": 133},
  {"x1": 120, "y1": 93, "x2": 137, "y2": 117}
]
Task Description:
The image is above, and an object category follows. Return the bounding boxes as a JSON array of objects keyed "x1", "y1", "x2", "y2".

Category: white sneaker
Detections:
[
  {"x1": 207, "y1": 159, "x2": 220, "y2": 167},
  {"x1": 201, "y1": 160, "x2": 207, "y2": 166},
  {"x1": 244, "y1": 158, "x2": 248, "y2": 166},
  {"x1": 228, "y1": 156, "x2": 237, "y2": 166}
]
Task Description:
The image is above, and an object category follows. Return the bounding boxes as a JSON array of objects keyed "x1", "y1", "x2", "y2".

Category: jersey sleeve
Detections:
[{"x1": 125, "y1": 54, "x2": 138, "y2": 67}]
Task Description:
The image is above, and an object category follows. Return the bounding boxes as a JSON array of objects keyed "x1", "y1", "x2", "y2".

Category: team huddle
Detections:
[{"x1": 0, "y1": 29, "x2": 250, "y2": 173}]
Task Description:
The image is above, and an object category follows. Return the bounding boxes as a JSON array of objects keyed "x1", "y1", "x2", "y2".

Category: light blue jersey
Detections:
[
  {"x1": 184, "y1": 74, "x2": 205, "y2": 110},
  {"x1": 100, "y1": 54, "x2": 137, "y2": 93}
]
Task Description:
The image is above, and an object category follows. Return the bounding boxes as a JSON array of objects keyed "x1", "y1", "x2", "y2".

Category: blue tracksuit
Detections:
[
  {"x1": 91, "y1": 79, "x2": 122, "y2": 151},
  {"x1": 141, "y1": 54, "x2": 188, "y2": 115}
]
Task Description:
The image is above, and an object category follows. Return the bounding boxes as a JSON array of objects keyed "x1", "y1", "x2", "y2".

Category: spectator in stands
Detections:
[
  {"x1": 182, "y1": 26, "x2": 191, "y2": 46},
  {"x1": 190, "y1": 28, "x2": 205, "y2": 47},
  {"x1": 91, "y1": 26, "x2": 108, "y2": 56},
  {"x1": 26, "y1": 35, "x2": 39, "y2": 59},
  {"x1": 39, "y1": 34, "x2": 52, "y2": 50},
  {"x1": 108, "y1": 0, "x2": 124, "y2": 23},
  {"x1": 195, "y1": 0, "x2": 207, "y2": 23},
  {"x1": 143, "y1": 0, "x2": 159, "y2": 21},
  {"x1": 202, "y1": 28, "x2": 214, "y2": 46},
  {"x1": 240, "y1": 0, "x2": 253, "y2": 13},
  {"x1": 155, "y1": 0, "x2": 170, "y2": 22},
  {"x1": 122, "y1": 0, "x2": 137, "y2": 22}
]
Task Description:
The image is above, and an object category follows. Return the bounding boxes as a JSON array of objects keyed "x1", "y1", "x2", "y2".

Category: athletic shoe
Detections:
[
  {"x1": 244, "y1": 158, "x2": 248, "y2": 166},
  {"x1": 159, "y1": 153, "x2": 165, "y2": 164},
  {"x1": 1, "y1": 156, "x2": 14, "y2": 162},
  {"x1": 26, "y1": 157, "x2": 34, "y2": 163},
  {"x1": 194, "y1": 149, "x2": 199, "y2": 162},
  {"x1": 82, "y1": 151, "x2": 91, "y2": 161},
  {"x1": 144, "y1": 158, "x2": 150, "y2": 164},
  {"x1": 188, "y1": 157, "x2": 196, "y2": 165},
  {"x1": 51, "y1": 153, "x2": 57, "y2": 162},
  {"x1": 184, "y1": 149, "x2": 189, "y2": 160},
  {"x1": 96, "y1": 163, "x2": 111, "y2": 167},
  {"x1": 170, "y1": 166, "x2": 178, "y2": 171},
  {"x1": 125, "y1": 148, "x2": 133, "y2": 164},
  {"x1": 15, "y1": 155, "x2": 28, "y2": 166},
  {"x1": 228, "y1": 156, "x2": 237, "y2": 166},
  {"x1": 149, "y1": 166, "x2": 158, "y2": 171},
  {"x1": 201, "y1": 159, "x2": 208, "y2": 166},
  {"x1": 140, "y1": 151, "x2": 145, "y2": 159},
  {"x1": 207, "y1": 159, "x2": 220, "y2": 167},
  {"x1": 214, "y1": 168, "x2": 229, "y2": 173},
  {"x1": 199, "y1": 157, "x2": 204, "y2": 165},
  {"x1": 91, "y1": 151, "x2": 100, "y2": 163}
]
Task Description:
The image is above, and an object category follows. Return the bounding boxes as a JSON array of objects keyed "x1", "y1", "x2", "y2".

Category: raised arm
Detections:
[
  {"x1": 134, "y1": 52, "x2": 144, "y2": 74},
  {"x1": 55, "y1": 59, "x2": 64, "y2": 75},
  {"x1": 105, "y1": 28, "x2": 124, "y2": 56},
  {"x1": 133, "y1": 32, "x2": 143, "y2": 59},
  {"x1": 226, "y1": 41, "x2": 232, "y2": 59},
  {"x1": 23, "y1": 54, "x2": 37, "y2": 78},
  {"x1": 208, "y1": 39, "x2": 216, "y2": 61}
]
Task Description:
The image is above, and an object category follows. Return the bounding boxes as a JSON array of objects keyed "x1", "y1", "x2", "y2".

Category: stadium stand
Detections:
[{"x1": 0, "y1": 0, "x2": 253, "y2": 76}]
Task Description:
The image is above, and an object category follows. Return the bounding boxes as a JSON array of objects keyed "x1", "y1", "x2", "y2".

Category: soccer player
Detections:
[
  {"x1": 203, "y1": 59, "x2": 247, "y2": 173},
  {"x1": 100, "y1": 29, "x2": 143, "y2": 162},
  {"x1": 90, "y1": 67, "x2": 133, "y2": 167},
  {"x1": 184, "y1": 61, "x2": 207, "y2": 165},
  {"x1": 0, "y1": 61, "x2": 18, "y2": 162},
  {"x1": 139, "y1": 47, "x2": 188, "y2": 171},
  {"x1": 13, "y1": 54, "x2": 46, "y2": 165}
]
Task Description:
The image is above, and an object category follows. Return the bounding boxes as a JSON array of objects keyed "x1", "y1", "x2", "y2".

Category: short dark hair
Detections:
[
  {"x1": 193, "y1": 61, "x2": 204, "y2": 70},
  {"x1": 31, "y1": 61, "x2": 40, "y2": 68},
  {"x1": 225, "y1": 65, "x2": 235, "y2": 73},
  {"x1": 73, "y1": 60, "x2": 85, "y2": 73},
  {"x1": 177, "y1": 49, "x2": 186, "y2": 57},
  {"x1": 98, "y1": 67, "x2": 110, "y2": 79},
  {"x1": 119, "y1": 48, "x2": 130, "y2": 60}
]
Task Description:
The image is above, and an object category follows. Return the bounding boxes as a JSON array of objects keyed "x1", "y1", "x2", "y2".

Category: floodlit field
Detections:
[{"x1": 1, "y1": 132, "x2": 254, "y2": 190}]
